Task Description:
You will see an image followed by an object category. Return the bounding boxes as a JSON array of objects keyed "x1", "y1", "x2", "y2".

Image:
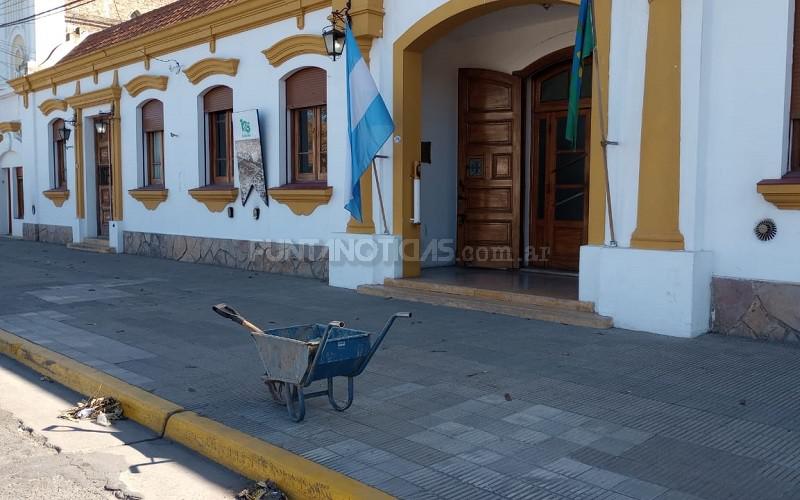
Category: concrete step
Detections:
[
  {"x1": 67, "y1": 239, "x2": 114, "y2": 254},
  {"x1": 383, "y1": 278, "x2": 595, "y2": 312},
  {"x1": 358, "y1": 284, "x2": 613, "y2": 329}
]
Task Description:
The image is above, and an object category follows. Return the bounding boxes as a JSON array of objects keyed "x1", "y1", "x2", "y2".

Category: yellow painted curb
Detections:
[
  {"x1": 0, "y1": 329, "x2": 394, "y2": 500},
  {"x1": 166, "y1": 412, "x2": 393, "y2": 500},
  {"x1": 0, "y1": 329, "x2": 180, "y2": 433}
]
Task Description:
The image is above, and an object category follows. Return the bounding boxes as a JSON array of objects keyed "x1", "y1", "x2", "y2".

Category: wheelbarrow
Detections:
[{"x1": 213, "y1": 304, "x2": 411, "y2": 422}]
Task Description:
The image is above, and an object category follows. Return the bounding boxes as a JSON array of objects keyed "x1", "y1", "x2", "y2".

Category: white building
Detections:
[{"x1": 5, "y1": 0, "x2": 800, "y2": 342}]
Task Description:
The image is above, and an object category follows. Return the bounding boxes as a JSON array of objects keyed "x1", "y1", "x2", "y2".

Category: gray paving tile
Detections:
[
  {"x1": 613, "y1": 478, "x2": 669, "y2": 500},
  {"x1": 576, "y1": 467, "x2": 630, "y2": 489}
]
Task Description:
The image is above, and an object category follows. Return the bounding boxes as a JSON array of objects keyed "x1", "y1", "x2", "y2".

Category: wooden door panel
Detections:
[
  {"x1": 95, "y1": 120, "x2": 113, "y2": 238},
  {"x1": 467, "y1": 80, "x2": 513, "y2": 112},
  {"x1": 465, "y1": 188, "x2": 512, "y2": 211},
  {"x1": 467, "y1": 122, "x2": 513, "y2": 144},
  {"x1": 458, "y1": 69, "x2": 521, "y2": 269},
  {"x1": 465, "y1": 222, "x2": 512, "y2": 245}
]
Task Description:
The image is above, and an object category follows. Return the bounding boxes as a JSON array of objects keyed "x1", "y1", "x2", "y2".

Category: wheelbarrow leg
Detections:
[
  {"x1": 327, "y1": 377, "x2": 354, "y2": 412},
  {"x1": 284, "y1": 384, "x2": 306, "y2": 422}
]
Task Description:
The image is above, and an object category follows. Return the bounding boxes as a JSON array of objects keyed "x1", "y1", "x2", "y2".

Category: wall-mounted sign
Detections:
[{"x1": 233, "y1": 109, "x2": 268, "y2": 206}]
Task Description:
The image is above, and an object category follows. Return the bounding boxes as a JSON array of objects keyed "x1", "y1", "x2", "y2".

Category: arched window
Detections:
[
  {"x1": 286, "y1": 68, "x2": 327, "y2": 183},
  {"x1": 51, "y1": 119, "x2": 67, "y2": 189},
  {"x1": 11, "y1": 35, "x2": 26, "y2": 77},
  {"x1": 142, "y1": 99, "x2": 164, "y2": 186},
  {"x1": 204, "y1": 86, "x2": 233, "y2": 185}
]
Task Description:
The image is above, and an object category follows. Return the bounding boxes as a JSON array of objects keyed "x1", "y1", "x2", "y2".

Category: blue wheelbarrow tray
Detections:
[{"x1": 254, "y1": 324, "x2": 371, "y2": 385}]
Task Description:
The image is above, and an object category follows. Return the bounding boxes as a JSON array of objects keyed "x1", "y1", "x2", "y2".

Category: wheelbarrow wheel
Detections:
[
  {"x1": 327, "y1": 377, "x2": 354, "y2": 412},
  {"x1": 284, "y1": 383, "x2": 306, "y2": 422},
  {"x1": 261, "y1": 377, "x2": 286, "y2": 404}
]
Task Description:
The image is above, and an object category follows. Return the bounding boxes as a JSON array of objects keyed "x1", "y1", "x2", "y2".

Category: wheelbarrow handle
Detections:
[
  {"x1": 302, "y1": 321, "x2": 345, "y2": 386},
  {"x1": 354, "y1": 312, "x2": 412, "y2": 377},
  {"x1": 212, "y1": 303, "x2": 264, "y2": 334}
]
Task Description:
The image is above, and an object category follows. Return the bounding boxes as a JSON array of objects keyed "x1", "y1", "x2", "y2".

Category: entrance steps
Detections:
[
  {"x1": 358, "y1": 278, "x2": 613, "y2": 329},
  {"x1": 66, "y1": 238, "x2": 114, "y2": 254}
]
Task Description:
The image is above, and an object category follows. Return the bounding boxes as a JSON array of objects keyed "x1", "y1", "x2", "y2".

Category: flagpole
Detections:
[
  {"x1": 371, "y1": 160, "x2": 390, "y2": 235},
  {"x1": 589, "y1": 0, "x2": 618, "y2": 247}
]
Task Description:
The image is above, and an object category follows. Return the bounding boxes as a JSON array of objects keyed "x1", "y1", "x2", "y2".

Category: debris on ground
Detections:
[
  {"x1": 39, "y1": 375, "x2": 53, "y2": 383},
  {"x1": 236, "y1": 480, "x2": 287, "y2": 500},
  {"x1": 59, "y1": 397, "x2": 124, "y2": 426},
  {"x1": 504, "y1": 393, "x2": 513, "y2": 401}
]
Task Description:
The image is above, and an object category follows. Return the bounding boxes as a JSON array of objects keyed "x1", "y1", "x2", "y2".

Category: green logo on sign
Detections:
[{"x1": 240, "y1": 119, "x2": 251, "y2": 135}]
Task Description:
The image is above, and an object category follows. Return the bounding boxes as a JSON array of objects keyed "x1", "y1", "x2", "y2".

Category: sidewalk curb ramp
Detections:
[{"x1": 0, "y1": 329, "x2": 393, "y2": 500}]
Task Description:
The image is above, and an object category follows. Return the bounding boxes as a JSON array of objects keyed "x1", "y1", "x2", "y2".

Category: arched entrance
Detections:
[{"x1": 392, "y1": 0, "x2": 610, "y2": 278}]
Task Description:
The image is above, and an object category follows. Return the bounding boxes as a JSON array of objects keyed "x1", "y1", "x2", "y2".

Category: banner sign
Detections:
[{"x1": 233, "y1": 109, "x2": 268, "y2": 206}]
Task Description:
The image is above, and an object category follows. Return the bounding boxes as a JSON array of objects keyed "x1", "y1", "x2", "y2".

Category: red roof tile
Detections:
[{"x1": 61, "y1": 0, "x2": 240, "y2": 62}]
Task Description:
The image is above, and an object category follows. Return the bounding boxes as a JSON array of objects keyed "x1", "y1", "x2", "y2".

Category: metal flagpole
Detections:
[
  {"x1": 589, "y1": 0, "x2": 618, "y2": 247},
  {"x1": 371, "y1": 160, "x2": 390, "y2": 234}
]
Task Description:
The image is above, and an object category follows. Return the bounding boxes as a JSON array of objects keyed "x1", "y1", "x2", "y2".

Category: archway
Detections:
[{"x1": 391, "y1": 0, "x2": 610, "y2": 278}]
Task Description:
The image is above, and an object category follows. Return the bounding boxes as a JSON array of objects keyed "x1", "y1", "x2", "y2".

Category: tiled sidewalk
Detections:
[{"x1": 2, "y1": 239, "x2": 800, "y2": 499}]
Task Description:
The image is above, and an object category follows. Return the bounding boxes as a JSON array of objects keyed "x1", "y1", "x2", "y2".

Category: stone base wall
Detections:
[
  {"x1": 123, "y1": 231, "x2": 329, "y2": 281},
  {"x1": 22, "y1": 223, "x2": 73, "y2": 245},
  {"x1": 712, "y1": 277, "x2": 800, "y2": 343}
]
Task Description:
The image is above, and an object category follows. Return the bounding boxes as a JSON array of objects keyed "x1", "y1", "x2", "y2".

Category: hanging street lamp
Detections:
[{"x1": 323, "y1": 1, "x2": 350, "y2": 61}]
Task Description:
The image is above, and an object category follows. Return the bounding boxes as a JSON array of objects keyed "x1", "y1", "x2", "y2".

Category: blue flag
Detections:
[
  {"x1": 566, "y1": 0, "x2": 595, "y2": 147},
  {"x1": 344, "y1": 25, "x2": 395, "y2": 222}
]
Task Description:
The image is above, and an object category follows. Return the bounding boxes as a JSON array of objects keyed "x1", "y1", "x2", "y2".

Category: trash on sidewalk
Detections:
[
  {"x1": 236, "y1": 480, "x2": 287, "y2": 500},
  {"x1": 59, "y1": 397, "x2": 124, "y2": 425}
]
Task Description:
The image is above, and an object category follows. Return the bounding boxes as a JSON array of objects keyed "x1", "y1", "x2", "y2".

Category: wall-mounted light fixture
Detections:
[
  {"x1": 94, "y1": 104, "x2": 114, "y2": 134},
  {"x1": 59, "y1": 111, "x2": 78, "y2": 141},
  {"x1": 253, "y1": 207, "x2": 260, "y2": 220},
  {"x1": 322, "y1": 0, "x2": 350, "y2": 61},
  {"x1": 227, "y1": 206, "x2": 234, "y2": 218}
]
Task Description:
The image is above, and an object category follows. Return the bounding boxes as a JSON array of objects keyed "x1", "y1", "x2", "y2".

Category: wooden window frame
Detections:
[
  {"x1": 789, "y1": 0, "x2": 800, "y2": 176},
  {"x1": 145, "y1": 130, "x2": 165, "y2": 186},
  {"x1": 208, "y1": 109, "x2": 234, "y2": 186},
  {"x1": 291, "y1": 105, "x2": 327, "y2": 184},
  {"x1": 15, "y1": 167, "x2": 23, "y2": 219},
  {"x1": 52, "y1": 120, "x2": 67, "y2": 189}
]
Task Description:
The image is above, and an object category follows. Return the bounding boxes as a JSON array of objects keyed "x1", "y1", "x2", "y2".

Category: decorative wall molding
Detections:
[
  {"x1": 124, "y1": 75, "x2": 169, "y2": 97},
  {"x1": 8, "y1": 0, "x2": 330, "y2": 94},
  {"x1": 0, "y1": 121, "x2": 21, "y2": 133},
  {"x1": 757, "y1": 180, "x2": 800, "y2": 210},
  {"x1": 129, "y1": 188, "x2": 169, "y2": 210},
  {"x1": 188, "y1": 186, "x2": 239, "y2": 212},
  {"x1": 263, "y1": 35, "x2": 327, "y2": 67},
  {"x1": 66, "y1": 76, "x2": 122, "y2": 109},
  {"x1": 268, "y1": 186, "x2": 332, "y2": 216},
  {"x1": 43, "y1": 188, "x2": 70, "y2": 207},
  {"x1": 38, "y1": 99, "x2": 68, "y2": 116},
  {"x1": 184, "y1": 58, "x2": 240, "y2": 85}
]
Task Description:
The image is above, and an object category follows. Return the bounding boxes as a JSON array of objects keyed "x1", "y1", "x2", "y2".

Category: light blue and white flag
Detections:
[{"x1": 344, "y1": 24, "x2": 394, "y2": 222}]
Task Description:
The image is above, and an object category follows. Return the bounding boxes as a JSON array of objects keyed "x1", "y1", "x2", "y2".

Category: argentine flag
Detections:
[{"x1": 344, "y1": 24, "x2": 394, "y2": 222}]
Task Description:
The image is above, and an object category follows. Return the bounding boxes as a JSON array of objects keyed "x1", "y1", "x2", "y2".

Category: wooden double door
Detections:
[
  {"x1": 457, "y1": 59, "x2": 591, "y2": 272},
  {"x1": 94, "y1": 119, "x2": 112, "y2": 237}
]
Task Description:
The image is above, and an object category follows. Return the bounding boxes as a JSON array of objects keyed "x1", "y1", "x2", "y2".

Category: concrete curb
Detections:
[{"x1": 0, "y1": 329, "x2": 393, "y2": 500}]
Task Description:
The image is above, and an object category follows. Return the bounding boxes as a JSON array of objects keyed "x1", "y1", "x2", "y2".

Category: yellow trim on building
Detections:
[
  {"x1": 38, "y1": 99, "x2": 68, "y2": 116},
  {"x1": 43, "y1": 188, "x2": 70, "y2": 207},
  {"x1": 587, "y1": 0, "x2": 610, "y2": 246},
  {"x1": 184, "y1": 58, "x2": 240, "y2": 85},
  {"x1": 124, "y1": 75, "x2": 169, "y2": 97},
  {"x1": 0, "y1": 121, "x2": 21, "y2": 133},
  {"x1": 263, "y1": 35, "x2": 328, "y2": 67},
  {"x1": 188, "y1": 187, "x2": 239, "y2": 212},
  {"x1": 8, "y1": 0, "x2": 331, "y2": 95},
  {"x1": 630, "y1": 0, "x2": 685, "y2": 251},
  {"x1": 268, "y1": 186, "x2": 333, "y2": 216},
  {"x1": 74, "y1": 108, "x2": 86, "y2": 219},
  {"x1": 129, "y1": 188, "x2": 169, "y2": 210},
  {"x1": 757, "y1": 181, "x2": 800, "y2": 210}
]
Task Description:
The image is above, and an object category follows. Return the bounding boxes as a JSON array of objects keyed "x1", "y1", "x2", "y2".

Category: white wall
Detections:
[
  {"x1": 418, "y1": 4, "x2": 577, "y2": 267},
  {"x1": 23, "y1": 8, "x2": 355, "y2": 247},
  {"x1": 697, "y1": 0, "x2": 800, "y2": 284}
]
